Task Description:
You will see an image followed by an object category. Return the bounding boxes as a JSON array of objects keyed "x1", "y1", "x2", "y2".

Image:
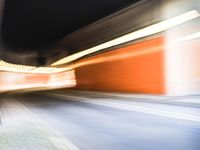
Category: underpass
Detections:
[{"x1": 0, "y1": 0, "x2": 200, "y2": 149}]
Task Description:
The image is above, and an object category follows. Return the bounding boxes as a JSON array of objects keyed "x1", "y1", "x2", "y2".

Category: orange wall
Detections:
[{"x1": 74, "y1": 37, "x2": 165, "y2": 94}]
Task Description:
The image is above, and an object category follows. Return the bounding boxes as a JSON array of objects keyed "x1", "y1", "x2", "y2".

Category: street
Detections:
[{"x1": 1, "y1": 91, "x2": 199, "y2": 150}]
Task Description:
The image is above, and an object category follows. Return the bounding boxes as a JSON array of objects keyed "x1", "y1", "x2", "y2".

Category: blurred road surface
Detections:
[{"x1": 2, "y1": 90, "x2": 200, "y2": 150}]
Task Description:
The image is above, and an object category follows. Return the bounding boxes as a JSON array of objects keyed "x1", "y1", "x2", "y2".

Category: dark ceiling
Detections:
[{"x1": 1, "y1": 0, "x2": 139, "y2": 50}]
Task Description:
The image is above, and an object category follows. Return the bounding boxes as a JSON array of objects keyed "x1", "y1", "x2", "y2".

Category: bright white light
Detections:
[
  {"x1": 51, "y1": 10, "x2": 200, "y2": 66},
  {"x1": 176, "y1": 31, "x2": 200, "y2": 42},
  {"x1": 0, "y1": 70, "x2": 76, "y2": 92},
  {"x1": 0, "y1": 60, "x2": 71, "y2": 74}
]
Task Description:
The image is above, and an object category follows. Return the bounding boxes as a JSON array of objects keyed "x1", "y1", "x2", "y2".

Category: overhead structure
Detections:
[{"x1": 51, "y1": 10, "x2": 199, "y2": 66}]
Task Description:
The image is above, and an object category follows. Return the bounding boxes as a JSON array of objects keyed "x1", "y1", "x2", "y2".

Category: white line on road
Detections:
[{"x1": 49, "y1": 93, "x2": 200, "y2": 123}]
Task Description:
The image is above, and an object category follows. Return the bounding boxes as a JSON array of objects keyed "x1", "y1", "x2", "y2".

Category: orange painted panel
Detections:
[{"x1": 74, "y1": 37, "x2": 165, "y2": 94}]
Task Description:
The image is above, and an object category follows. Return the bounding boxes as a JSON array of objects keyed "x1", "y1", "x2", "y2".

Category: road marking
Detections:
[
  {"x1": 67, "y1": 90, "x2": 169, "y2": 100},
  {"x1": 61, "y1": 90, "x2": 200, "y2": 105},
  {"x1": 49, "y1": 93, "x2": 200, "y2": 123},
  {"x1": 65, "y1": 90, "x2": 187, "y2": 101}
]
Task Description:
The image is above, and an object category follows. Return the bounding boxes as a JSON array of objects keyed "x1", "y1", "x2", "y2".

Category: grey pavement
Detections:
[{"x1": 0, "y1": 96, "x2": 79, "y2": 150}]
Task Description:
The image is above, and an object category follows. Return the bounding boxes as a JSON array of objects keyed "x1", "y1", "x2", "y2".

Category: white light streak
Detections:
[
  {"x1": 51, "y1": 10, "x2": 200, "y2": 66},
  {"x1": 0, "y1": 60, "x2": 71, "y2": 74},
  {"x1": 176, "y1": 31, "x2": 200, "y2": 42}
]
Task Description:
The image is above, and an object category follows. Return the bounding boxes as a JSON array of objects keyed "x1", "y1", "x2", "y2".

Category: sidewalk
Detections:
[{"x1": 0, "y1": 97, "x2": 79, "y2": 150}]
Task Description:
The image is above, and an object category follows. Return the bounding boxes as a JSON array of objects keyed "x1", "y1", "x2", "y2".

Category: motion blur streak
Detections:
[
  {"x1": 70, "y1": 45, "x2": 163, "y2": 68},
  {"x1": 50, "y1": 91, "x2": 200, "y2": 122},
  {"x1": 0, "y1": 60, "x2": 71, "y2": 74},
  {"x1": 176, "y1": 31, "x2": 200, "y2": 42},
  {"x1": 1, "y1": 0, "x2": 200, "y2": 150},
  {"x1": 51, "y1": 10, "x2": 199, "y2": 66},
  {"x1": 73, "y1": 37, "x2": 165, "y2": 94},
  {"x1": 0, "y1": 70, "x2": 76, "y2": 93},
  {"x1": 2, "y1": 91, "x2": 199, "y2": 150}
]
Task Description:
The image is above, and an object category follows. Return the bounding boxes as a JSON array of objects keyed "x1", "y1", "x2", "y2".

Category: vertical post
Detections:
[
  {"x1": 0, "y1": 0, "x2": 5, "y2": 57},
  {"x1": 0, "y1": 0, "x2": 4, "y2": 28}
]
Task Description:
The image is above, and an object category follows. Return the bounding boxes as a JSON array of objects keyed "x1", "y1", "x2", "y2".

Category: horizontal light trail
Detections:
[
  {"x1": 70, "y1": 46, "x2": 163, "y2": 68},
  {"x1": 0, "y1": 60, "x2": 71, "y2": 74},
  {"x1": 51, "y1": 10, "x2": 200, "y2": 66},
  {"x1": 49, "y1": 93, "x2": 200, "y2": 123},
  {"x1": 176, "y1": 31, "x2": 200, "y2": 42}
]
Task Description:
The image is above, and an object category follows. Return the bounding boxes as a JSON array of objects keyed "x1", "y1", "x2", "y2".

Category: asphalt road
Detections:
[{"x1": 10, "y1": 91, "x2": 200, "y2": 150}]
